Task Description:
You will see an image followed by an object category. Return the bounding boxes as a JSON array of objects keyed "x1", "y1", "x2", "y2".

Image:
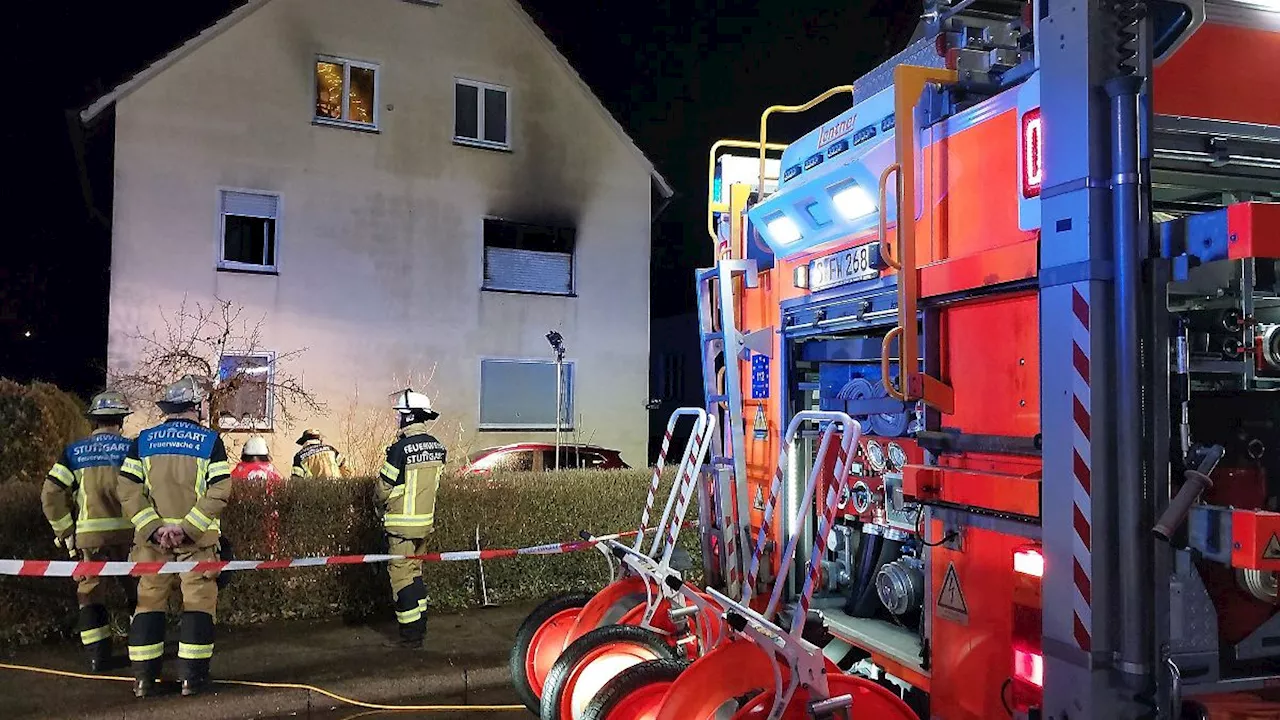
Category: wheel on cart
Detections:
[
  {"x1": 728, "y1": 673, "x2": 919, "y2": 720},
  {"x1": 566, "y1": 576, "x2": 649, "y2": 644},
  {"x1": 615, "y1": 590, "x2": 726, "y2": 642},
  {"x1": 511, "y1": 592, "x2": 596, "y2": 713},
  {"x1": 540, "y1": 624, "x2": 678, "y2": 720},
  {"x1": 652, "y1": 640, "x2": 774, "y2": 720},
  {"x1": 582, "y1": 658, "x2": 689, "y2": 720}
]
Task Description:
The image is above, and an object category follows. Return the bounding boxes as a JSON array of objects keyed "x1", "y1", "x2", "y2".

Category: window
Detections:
[
  {"x1": 216, "y1": 353, "x2": 274, "y2": 431},
  {"x1": 478, "y1": 449, "x2": 535, "y2": 472},
  {"x1": 479, "y1": 359, "x2": 573, "y2": 430},
  {"x1": 483, "y1": 219, "x2": 576, "y2": 295},
  {"x1": 454, "y1": 79, "x2": 509, "y2": 149},
  {"x1": 543, "y1": 448, "x2": 606, "y2": 470},
  {"x1": 219, "y1": 190, "x2": 279, "y2": 272},
  {"x1": 315, "y1": 56, "x2": 380, "y2": 129}
]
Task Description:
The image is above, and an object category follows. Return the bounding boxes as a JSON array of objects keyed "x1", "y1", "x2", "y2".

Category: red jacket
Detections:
[{"x1": 232, "y1": 460, "x2": 284, "y2": 484}]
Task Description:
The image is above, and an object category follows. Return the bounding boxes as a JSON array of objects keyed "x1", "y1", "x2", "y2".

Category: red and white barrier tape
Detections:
[{"x1": 0, "y1": 529, "x2": 643, "y2": 578}]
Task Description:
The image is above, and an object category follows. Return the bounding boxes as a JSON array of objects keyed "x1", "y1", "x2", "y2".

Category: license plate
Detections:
[{"x1": 809, "y1": 244, "x2": 878, "y2": 292}]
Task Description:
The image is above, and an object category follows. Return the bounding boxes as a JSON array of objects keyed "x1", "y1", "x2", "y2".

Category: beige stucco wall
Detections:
[{"x1": 107, "y1": 0, "x2": 653, "y2": 468}]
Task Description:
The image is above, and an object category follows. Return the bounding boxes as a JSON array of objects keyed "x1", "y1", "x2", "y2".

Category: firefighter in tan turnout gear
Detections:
[
  {"x1": 41, "y1": 390, "x2": 137, "y2": 672},
  {"x1": 291, "y1": 427, "x2": 351, "y2": 479},
  {"x1": 378, "y1": 389, "x2": 447, "y2": 648},
  {"x1": 118, "y1": 375, "x2": 232, "y2": 698}
]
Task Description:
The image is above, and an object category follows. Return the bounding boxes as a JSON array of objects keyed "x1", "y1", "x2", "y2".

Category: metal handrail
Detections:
[
  {"x1": 877, "y1": 65, "x2": 958, "y2": 411},
  {"x1": 707, "y1": 139, "x2": 787, "y2": 252},
  {"x1": 757, "y1": 85, "x2": 856, "y2": 199}
]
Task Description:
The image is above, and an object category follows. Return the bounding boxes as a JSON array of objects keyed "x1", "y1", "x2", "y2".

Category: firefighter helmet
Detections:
[
  {"x1": 243, "y1": 436, "x2": 270, "y2": 457},
  {"x1": 295, "y1": 427, "x2": 324, "y2": 445},
  {"x1": 392, "y1": 389, "x2": 438, "y2": 420},
  {"x1": 87, "y1": 390, "x2": 132, "y2": 418},
  {"x1": 159, "y1": 375, "x2": 210, "y2": 409}
]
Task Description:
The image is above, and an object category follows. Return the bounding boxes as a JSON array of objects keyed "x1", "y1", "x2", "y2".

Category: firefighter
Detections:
[
  {"x1": 291, "y1": 427, "x2": 351, "y2": 479},
  {"x1": 41, "y1": 390, "x2": 137, "y2": 672},
  {"x1": 377, "y1": 389, "x2": 447, "y2": 648},
  {"x1": 118, "y1": 375, "x2": 232, "y2": 698}
]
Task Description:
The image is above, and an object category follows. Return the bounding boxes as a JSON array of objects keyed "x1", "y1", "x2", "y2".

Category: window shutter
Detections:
[
  {"x1": 479, "y1": 360, "x2": 572, "y2": 429},
  {"x1": 222, "y1": 191, "x2": 279, "y2": 219},
  {"x1": 484, "y1": 247, "x2": 573, "y2": 295}
]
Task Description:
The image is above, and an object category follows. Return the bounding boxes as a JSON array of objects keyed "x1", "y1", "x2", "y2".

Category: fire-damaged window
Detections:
[
  {"x1": 482, "y1": 219, "x2": 576, "y2": 296},
  {"x1": 216, "y1": 353, "x2": 274, "y2": 431}
]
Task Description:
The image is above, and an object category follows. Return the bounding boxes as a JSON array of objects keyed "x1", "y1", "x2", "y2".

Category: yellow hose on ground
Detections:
[{"x1": 0, "y1": 661, "x2": 524, "y2": 713}]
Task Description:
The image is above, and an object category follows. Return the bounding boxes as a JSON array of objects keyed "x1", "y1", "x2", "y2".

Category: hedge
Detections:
[
  {"x1": 0, "y1": 379, "x2": 89, "y2": 485},
  {"x1": 0, "y1": 469, "x2": 697, "y2": 646}
]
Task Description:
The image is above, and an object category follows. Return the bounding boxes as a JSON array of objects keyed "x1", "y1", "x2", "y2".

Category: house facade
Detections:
[{"x1": 87, "y1": 0, "x2": 669, "y2": 468}]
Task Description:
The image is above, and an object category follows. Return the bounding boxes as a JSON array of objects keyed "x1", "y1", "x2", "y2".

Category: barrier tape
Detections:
[{"x1": 0, "y1": 528, "x2": 644, "y2": 578}]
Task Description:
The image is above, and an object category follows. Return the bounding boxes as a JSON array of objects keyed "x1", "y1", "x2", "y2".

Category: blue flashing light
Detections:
[
  {"x1": 804, "y1": 153, "x2": 825, "y2": 171},
  {"x1": 826, "y1": 139, "x2": 850, "y2": 159},
  {"x1": 783, "y1": 164, "x2": 803, "y2": 183}
]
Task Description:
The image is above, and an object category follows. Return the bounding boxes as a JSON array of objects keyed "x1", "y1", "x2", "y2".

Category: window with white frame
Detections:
[
  {"x1": 216, "y1": 353, "x2": 275, "y2": 431},
  {"x1": 454, "y1": 79, "x2": 509, "y2": 149},
  {"x1": 479, "y1": 359, "x2": 573, "y2": 431},
  {"x1": 219, "y1": 190, "x2": 279, "y2": 272},
  {"x1": 315, "y1": 56, "x2": 380, "y2": 129},
  {"x1": 483, "y1": 219, "x2": 575, "y2": 295}
]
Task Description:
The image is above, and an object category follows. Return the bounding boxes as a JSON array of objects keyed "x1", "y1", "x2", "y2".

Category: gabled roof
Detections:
[{"x1": 78, "y1": 0, "x2": 672, "y2": 198}]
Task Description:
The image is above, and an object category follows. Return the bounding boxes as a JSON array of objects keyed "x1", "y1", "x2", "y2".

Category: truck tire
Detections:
[{"x1": 511, "y1": 592, "x2": 596, "y2": 713}]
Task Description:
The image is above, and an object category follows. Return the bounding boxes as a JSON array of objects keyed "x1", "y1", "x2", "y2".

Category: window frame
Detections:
[
  {"x1": 313, "y1": 54, "x2": 382, "y2": 131},
  {"x1": 215, "y1": 351, "x2": 277, "y2": 433},
  {"x1": 453, "y1": 77, "x2": 511, "y2": 151},
  {"x1": 479, "y1": 216, "x2": 577, "y2": 297},
  {"x1": 216, "y1": 187, "x2": 282, "y2": 274},
  {"x1": 477, "y1": 356, "x2": 575, "y2": 432}
]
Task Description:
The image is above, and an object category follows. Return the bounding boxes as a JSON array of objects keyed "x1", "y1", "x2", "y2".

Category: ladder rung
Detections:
[
  {"x1": 702, "y1": 332, "x2": 724, "y2": 343},
  {"x1": 707, "y1": 394, "x2": 729, "y2": 404},
  {"x1": 710, "y1": 457, "x2": 734, "y2": 467}
]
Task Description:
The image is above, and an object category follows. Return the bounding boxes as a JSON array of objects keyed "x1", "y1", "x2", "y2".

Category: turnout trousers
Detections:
[
  {"x1": 128, "y1": 543, "x2": 219, "y2": 682},
  {"x1": 75, "y1": 545, "x2": 136, "y2": 665},
  {"x1": 387, "y1": 535, "x2": 429, "y2": 644}
]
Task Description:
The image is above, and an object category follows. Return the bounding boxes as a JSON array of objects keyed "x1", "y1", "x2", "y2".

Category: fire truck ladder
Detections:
[{"x1": 696, "y1": 258, "x2": 758, "y2": 600}]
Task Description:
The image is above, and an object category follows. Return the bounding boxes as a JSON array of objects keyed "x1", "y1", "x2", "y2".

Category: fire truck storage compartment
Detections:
[{"x1": 785, "y1": 307, "x2": 928, "y2": 678}]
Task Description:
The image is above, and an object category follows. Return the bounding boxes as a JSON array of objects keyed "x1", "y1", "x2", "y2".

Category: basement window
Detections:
[
  {"x1": 482, "y1": 219, "x2": 575, "y2": 295},
  {"x1": 218, "y1": 190, "x2": 279, "y2": 273},
  {"x1": 217, "y1": 353, "x2": 275, "y2": 431},
  {"x1": 454, "y1": 78, "x2": 509, "y2": 150},
  {"x1": 315, "y1": 56, "x2": 380, "y2": 129},
  {"x1": 479, "y1": 358, "x2": 573, "y2": 431}
]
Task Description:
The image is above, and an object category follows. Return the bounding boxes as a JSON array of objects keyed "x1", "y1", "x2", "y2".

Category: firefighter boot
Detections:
[
  {"x1": 128, "y1": 611, "x2": 165, "y2": 698},
  {"x1": 178, "y1": 611, "x2": 214, "y2": 696},
  {"x1": 80, "y1": 604, "x2": 114, "y2": 672},
  {"x1": 389, "y1": 582, "x2": 425, "y2": 648}
]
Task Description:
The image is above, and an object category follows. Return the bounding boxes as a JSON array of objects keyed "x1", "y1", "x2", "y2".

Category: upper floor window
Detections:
[
  {"x1": 315, "y1": 56, "x2": 380, "y2": 130},
  {"x1": 454, "y1": 79, "x2": 509, "y2": 150},
  {"x1": 483, "y1": 219, "x2": 575, "y2": 296},
  {"x1": 219, "y1": 189, "x2": 279, "y2": 273}
]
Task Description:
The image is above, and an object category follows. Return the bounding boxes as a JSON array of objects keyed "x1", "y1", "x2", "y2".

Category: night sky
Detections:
[{"x1": 2, "y1": 0, "x2": 915, "y2": 397}]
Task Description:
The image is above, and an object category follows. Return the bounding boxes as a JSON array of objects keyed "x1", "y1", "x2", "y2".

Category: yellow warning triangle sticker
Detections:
[
  {"x1": 1264, "y1": 533, "x2": 1280, "y2": 561},
  {"x1": 936, "y1": 563, "x2": 969, "y2": 624},
  {"x1": 753, "y1": 486, "x2": 766, "y2": 510}
]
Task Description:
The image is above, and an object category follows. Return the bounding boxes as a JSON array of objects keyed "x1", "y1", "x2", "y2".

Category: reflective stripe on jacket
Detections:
[
  {"x1": 291, "y1": 441, "x2": 349, "y2": 479},
  {"x1": 117, "y1": 418, "x2": 231, "y2": 548},
  {"x1": 41, "y1": 430, "x2": 132, "y2": 548},
  {"x1": 377, "y1": 423, "x2": 447, "y2": 538}
]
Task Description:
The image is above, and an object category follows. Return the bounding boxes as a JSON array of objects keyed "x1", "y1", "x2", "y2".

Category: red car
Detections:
[{"x1": 460, "y1": 443, "x2": 629, "y2": 474}]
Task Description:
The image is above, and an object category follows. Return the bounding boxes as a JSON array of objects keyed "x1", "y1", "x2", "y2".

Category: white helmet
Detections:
[
  {"x1": 392, "y1": 389, "x2": 439, "y2": 420},
  {"x1": 159, "y1": 374, "x2": 210, "y2": 408},
  {"x1": 243, "y1": 436, "x2": 270, "y2": 457},
  {"x1": 87, "y1": 390, "x2": 132, "y2": 418}
]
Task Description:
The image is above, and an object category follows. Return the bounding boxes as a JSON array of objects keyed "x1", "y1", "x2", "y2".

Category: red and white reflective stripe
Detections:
[
  {"x1": 1071, "y1": 283, "x2": 1093, "y2": 652},
  {"x1": 665, "y1": 426, "x2": 708, "y2": 551},
  {"x1": 793, "y1": 444, "x2": 851, "y2": 634},
  {"x1": 0, "y1": 529, "x2": 645, "y2": 578},
  {"x1": 635, "y1": 429, "x2": 674, "y2": 550},
  {"x1": 745, "y1": 455, "x2": 787, "y2": 598}
]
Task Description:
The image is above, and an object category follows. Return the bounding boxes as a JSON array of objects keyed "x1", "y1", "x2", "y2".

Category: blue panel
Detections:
[
  {"x1": 1158, "y1": 207, "x2": 1230, "y2": 265},
  {"x1": 751, "y1": 354, "x2": 770, "y2": 399}
]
